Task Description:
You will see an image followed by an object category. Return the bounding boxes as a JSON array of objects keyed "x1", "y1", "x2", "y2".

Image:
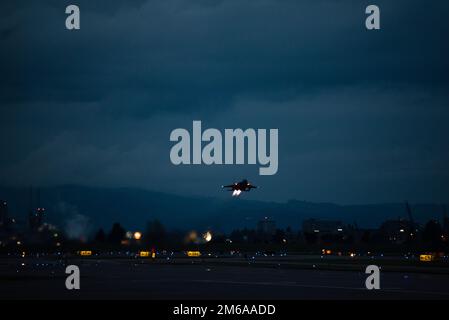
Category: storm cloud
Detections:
[{"x1": 1, "y1": 0, "x2": 448, "y2": 204}]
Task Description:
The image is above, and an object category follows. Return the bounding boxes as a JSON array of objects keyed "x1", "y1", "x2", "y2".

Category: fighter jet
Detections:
[{"x1": 222, "y1": 179, "x2": 257, "y2": 196}]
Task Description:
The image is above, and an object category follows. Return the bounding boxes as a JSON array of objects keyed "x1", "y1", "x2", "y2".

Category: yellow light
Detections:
[
  {"x1": 133, "y1": 232, "x2": 142, "y2": 240},
  {"x1": 139, "y1": 251, "x2": 150, "y2": 257},
  {"x1": 419, "y1": 254, "x2": 434, "y2": 262},
  {"x1": 187, "y1": 251, "x2": 201, "y2": 257},
  {"x1": 79, "y1": 250, "x2": 92, "y2": 256},
  {"x1": 189, "y1": 231, "x2": 197, "y2": 240}
]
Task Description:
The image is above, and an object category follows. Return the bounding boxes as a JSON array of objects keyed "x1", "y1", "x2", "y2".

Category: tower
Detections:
[
  {"x1": 0, "y1": 200, "x2": 8, "y2": 227},
  {"x1": 28, "y1": 187, "x2": 45, "y2": 231}
]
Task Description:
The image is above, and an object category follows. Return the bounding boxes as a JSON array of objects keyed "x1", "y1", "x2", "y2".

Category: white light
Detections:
[
  {"x1": 133, "y1": 232, "x2": 142, "y2": 240},
  {"x1": 203, "y1": 231, "x2": 213, "y2": 242},
  {"x1": 232, "y1": 190, "x2": 242, "y2": 197}
]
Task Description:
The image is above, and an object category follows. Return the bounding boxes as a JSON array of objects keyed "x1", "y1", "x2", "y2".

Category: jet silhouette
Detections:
[{"x1": 222, "y1": 179, "x2": 257, "y2": 196}]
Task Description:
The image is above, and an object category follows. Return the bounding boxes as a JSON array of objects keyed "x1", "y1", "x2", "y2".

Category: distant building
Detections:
[
  {"x1": 302, "y1": 219, "x2": 344, "y2": 235},
  {"x1": 378, "y1": 219, "x2": 413, "y2": 244},
  {"x1": 443, "y1": 214, "x2": 449, "y2": 239},
  {"x1": 257, "y1": 217, "x2": 276, "y2": 235},
  {"x1": 29, "y1": 207, "x2": 45, "y2": 231},
  {"x1": 0, "y1": 200, "x2": 17, "y2": 245}
]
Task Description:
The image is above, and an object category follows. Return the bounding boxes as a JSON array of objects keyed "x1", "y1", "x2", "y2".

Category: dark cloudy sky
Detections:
[{"x1": 1, "y1": 0, "x2": 448, "y2": 204}]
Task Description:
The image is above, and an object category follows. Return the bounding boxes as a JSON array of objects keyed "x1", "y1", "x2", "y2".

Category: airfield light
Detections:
[
  {"x1": 203, "y1": 231, "x2": 213, "y2": 242},
  {"x1": 186, "y1": 231, "x2": 198, "y2": 243},
  {"x1": 419, "y1": 254, "x2": 434, "y2": 262},
  {"x1": 139, "y1": 251, "x2": 150, "y2": 257},
  {"x1": 187, "y1": 251, "x2": 201, "y2": 257},
  {"x1": 133, "y1": 232, "x2": 142, "y2": 240}
]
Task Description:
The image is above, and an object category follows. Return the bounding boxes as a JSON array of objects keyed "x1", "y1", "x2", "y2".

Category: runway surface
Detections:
[{"x1": 1, "y1": 257, "x2": 449, "y2": 299}]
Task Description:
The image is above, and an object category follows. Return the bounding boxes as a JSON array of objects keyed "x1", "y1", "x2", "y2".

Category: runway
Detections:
[{"x1": 1, "y1": 257, "x2": 449, "y2": 299}]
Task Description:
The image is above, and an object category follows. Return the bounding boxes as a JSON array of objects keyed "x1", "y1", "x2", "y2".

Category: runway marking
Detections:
[{"x1": 191, "y1": 280, "x2": 449, "y2": 297}]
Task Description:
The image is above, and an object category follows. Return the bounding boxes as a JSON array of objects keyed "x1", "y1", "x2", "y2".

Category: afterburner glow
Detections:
[{"x1": 232, "y1": 190, "x2": 242, "y2": 197}]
